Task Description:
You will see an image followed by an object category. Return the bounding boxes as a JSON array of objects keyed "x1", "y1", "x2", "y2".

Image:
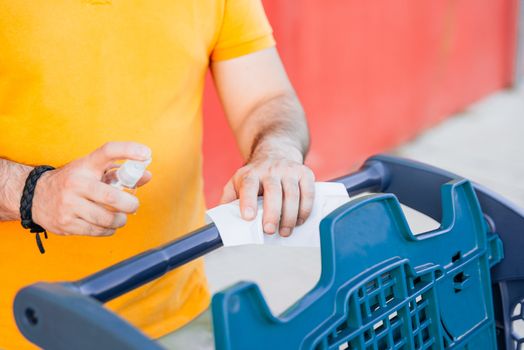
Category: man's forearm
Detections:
[
  {"x1": 234, "y1": 93, "x2": 310, "y2": 163},
  {"x1": 0, "y1": 159, "x2": 32, "y2": 221},
  {"x1": 214, "y1": 48, "x2": 314, "y2": 235}
]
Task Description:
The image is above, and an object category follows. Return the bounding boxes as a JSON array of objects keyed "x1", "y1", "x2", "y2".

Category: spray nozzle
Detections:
[{"x1": 116, "y1": 158, "x2": 151, "y2": 188}]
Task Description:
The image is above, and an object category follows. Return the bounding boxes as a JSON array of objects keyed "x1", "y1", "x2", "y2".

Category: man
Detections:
[{"x1": 0, "y1": 1, "x2": 314, "y2": 349}]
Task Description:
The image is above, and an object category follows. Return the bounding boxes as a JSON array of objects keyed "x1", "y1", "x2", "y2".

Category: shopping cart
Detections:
[{"x1": 13, "y1": 155, "x2": 524, "y2": 349}]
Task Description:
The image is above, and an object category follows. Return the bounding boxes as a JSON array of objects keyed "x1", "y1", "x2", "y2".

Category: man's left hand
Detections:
[{"x1": 220, "y1": 149, "x2": 315, "y2": 237}]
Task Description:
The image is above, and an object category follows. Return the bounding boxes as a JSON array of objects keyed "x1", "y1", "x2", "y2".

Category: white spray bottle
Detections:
[{"x1": 103, "y1": 158, "x2": 151, "y2": 193}]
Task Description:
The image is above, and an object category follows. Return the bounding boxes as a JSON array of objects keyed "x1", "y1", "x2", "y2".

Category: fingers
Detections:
[
  {"x1": 262, "y1": 170, "x2": 313, "y2": 237},
  {"x1": 297, "y1": 170, "x2": 315, "y2": 226},
  {"x1": 226, "y1": 162, "x2": 316, "y2": 237},
  {"x1": 220, "y1": 179, "x2": 238, "y2": 204},
  {"x1": 75, "y1": 198, "x2": 128, "y2": 229},
  {"x1": 82, "y1": 181, "x2": 139, "y2": 213},
  {"x1": 87, "y1": 142, "x2": 151, "y2": 171},
  {"x1": 220, "y1": 180, "x2": 237, "y2": 204},
  {"x1": 279, "y1": 178, "x2": 299, "y2": 237},
  {"x1": 66, "y1": 218, "x2": 116, "y2": 237},
  {"x1": 238, "y1": 173, "x2": 260, "y2": 220},
  {"x1": 261, "y1": 176, "x2": 282, "y2": 234}
]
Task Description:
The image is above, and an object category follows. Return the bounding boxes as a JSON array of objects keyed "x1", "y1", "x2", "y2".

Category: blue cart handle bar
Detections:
[
  {"x1": 73, "y1": 158, "x2": 386, "y2": 303},
  {"x1": 67, "y1": 154, "x2": 524, "y2": 304}
]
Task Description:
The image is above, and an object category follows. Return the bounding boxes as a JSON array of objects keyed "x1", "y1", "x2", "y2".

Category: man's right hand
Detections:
[{"x1": 31, "y1": 142, "x2": 152, "y2": 237}]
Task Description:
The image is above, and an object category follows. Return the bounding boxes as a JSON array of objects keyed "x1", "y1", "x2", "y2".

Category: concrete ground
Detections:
[
  {"x1": 395, "y1": 87, "x2": 524, "y2": 205},
  {"x1": 159, "y1": 86, "x2": 524, "y2": 349}
]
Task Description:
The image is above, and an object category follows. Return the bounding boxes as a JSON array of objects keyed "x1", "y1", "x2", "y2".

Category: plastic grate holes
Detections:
[
  {"x1": 414, "y1": 334, "x2": 421, "y2": 349},
  {"x1": 452, "y1": 272, "x2": 470, "y2": 292},
  {"x1": 408, "y1": 293, "x2": 435, "y2": 350},
  {"x1": 323, "y1": 268, "x2": 408, "y2": 350},
  {"x1": 369, "y1": 294, "x2": 381, "y2": 314},
  {"x1": 315, "y1": 340, "x2": 329, "y2": 350},
  {"x1": 377, "y1": 334, "x2": 389, "y2": 349},
  {"x1": 384, "y1": 285, "x2": 395, "y2": 306},
  {"x1": 388, "y1": 311, "x2": 400, "y2": 325},
  {"x1": 364, "y1": 329, "x2": 373, "y2": 342},
  {"x1": 392, "y1": 325, "x2": 402, "y2": 344},
  {"x1": 337, "y1": 322, "x2": 350, "y2": 335},
  {"x1": 451, "y1": 251, "x2": 461, "y2": 263},
  {"x1": 409, "y1": 296, "x2": 423, "y2": 312},
  {"x1": 371, "y1": 313, "x2": 406, "y2": 349},
  {"x1": 419, "y1": 308, "x2": 428, "y2": 324},
  {"x1": 327, "y1": 321, "x2": 352, "y2": 346},
  {"x1": 328, "y1": 322, "x2": 350, "y2": 346},
  {"x1": 365, "y1": 279, "x2": 379, "y2": 295},
  {"x1": 333, "y1": 313, "x2": 405, "y2": 350},
  {"x1": 390, "y1": 316, "x2": 405, "y2": 348},
  {"x1": 374, "y1": 320, "x2": 385, "y2": 334},
  {"x1": 381, "y1": 272, "x2": 393, "y2": 285},
  {"x1": 421, "y1": 327, "x2": 430, "y2": 343},
  {"x1": 409, "y1": 276, "x2": 424, "y2": 291},
  {"x1": 409, "y1": 301, "x2": 416, "y2": 312},
  {"x1": 359, "y1": 274, "x2": 399, "y2": 320}
]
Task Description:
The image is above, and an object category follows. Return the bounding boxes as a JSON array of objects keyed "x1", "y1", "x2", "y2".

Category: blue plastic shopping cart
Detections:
[{"x1": 13, "y1": 155, "x2": 524, "y2": 349}]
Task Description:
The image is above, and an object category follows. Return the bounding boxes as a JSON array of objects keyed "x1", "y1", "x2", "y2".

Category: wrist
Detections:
[
  {"x1": 30, "y1": 170, "x2": 53, "y2": 226},
  {"x1": 249, "y1": 138, "x2": 304, "y2": 164},
  {"x1": 19, "y1": 165, "x2": 55, "y2": 254},
  {"x1": 0, "y1": 162, "x2": 33, "y2": 221}
]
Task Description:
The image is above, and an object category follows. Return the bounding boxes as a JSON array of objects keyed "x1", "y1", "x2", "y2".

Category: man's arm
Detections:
[
  {"x1": 211, "y1": 47, "x2": 315, "y2": 237},
  {"x1": 0, "y1": 159, "x2": 32, "y2": 221}
]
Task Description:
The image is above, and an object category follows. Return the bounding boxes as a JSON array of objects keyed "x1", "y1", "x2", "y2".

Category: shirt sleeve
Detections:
[{"x1": 211, "y1": 0, "x2": 276, "y2": 61}]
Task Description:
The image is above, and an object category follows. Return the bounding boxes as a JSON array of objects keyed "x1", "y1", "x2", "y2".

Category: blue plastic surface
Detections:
[{"x1": 211, "y1": 179, "x2": 503, "y2": 349}]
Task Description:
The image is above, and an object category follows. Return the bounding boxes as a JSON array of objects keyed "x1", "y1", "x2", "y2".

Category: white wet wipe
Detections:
[{"x1": 206, "y1": 182, "x2": 350, "y2": 247}]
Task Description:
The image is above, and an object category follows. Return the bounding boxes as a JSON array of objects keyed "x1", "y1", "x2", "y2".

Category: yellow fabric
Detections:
[{"x1": 0, "y1": 1, "x2": 274, "y2": 349}]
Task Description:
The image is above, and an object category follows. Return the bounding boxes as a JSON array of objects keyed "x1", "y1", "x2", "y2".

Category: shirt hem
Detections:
[{"x1": 211, "y1": 34, "x2": 276, "y2": 61}]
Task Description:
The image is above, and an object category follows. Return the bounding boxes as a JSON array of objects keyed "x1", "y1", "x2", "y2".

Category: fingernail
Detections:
[
  {"x1": 243, "y1": 207, "x2": 255, "y2": 220},
  {"x1": 264, "y1": 223, "x2": 276, "y2": 234},
  {"x1": 297, "y1": 218, "x2": 305, "y2": 226},
  {"x1": 280, "y1": 227, "x2": 291, "y2": 237}
]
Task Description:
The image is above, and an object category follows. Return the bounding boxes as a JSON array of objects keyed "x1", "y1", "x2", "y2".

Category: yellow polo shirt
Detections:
[{"x1": 0, "y1": 1, "x2": 275, "y2": 348}]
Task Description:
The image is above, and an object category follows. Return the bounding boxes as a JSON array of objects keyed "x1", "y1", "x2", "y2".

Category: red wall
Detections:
[{"x1": 203, "y1": 0, "x2": 519, "y2": 206}]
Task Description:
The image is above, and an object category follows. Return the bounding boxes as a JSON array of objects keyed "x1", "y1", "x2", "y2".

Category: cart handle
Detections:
[{"x1": 72, "y1": 159, "x2": 388, "y2": 303}]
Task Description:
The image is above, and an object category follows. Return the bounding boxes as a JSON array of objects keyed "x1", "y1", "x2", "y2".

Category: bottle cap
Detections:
[{"x1": 116, "y1": 158, "x2": 151, "y2": 188}]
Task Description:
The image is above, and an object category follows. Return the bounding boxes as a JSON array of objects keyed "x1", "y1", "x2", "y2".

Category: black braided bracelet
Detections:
[{"x1": 20, "y1": 165, "x2": 55, "y2": 254}]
